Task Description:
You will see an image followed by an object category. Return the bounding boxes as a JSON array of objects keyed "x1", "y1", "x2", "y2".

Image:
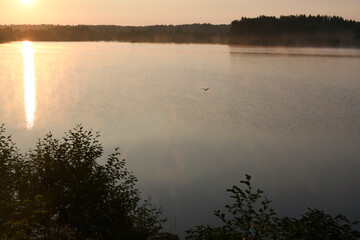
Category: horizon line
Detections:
[{"x1": 1, "y1": 14, "x2": 359, "y2": 27}]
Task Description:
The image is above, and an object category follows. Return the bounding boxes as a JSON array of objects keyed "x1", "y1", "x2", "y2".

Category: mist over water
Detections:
[{"x1": 1, "y1": 42, "x2": 360, "y2": 237}]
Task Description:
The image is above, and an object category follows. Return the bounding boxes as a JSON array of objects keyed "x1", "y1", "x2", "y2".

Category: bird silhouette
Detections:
[{"x1": 202, "y1": 88, "x2": 210, "y2": 91}]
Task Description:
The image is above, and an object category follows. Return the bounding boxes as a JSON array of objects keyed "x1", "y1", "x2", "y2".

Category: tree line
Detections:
[
  {"x1": 1, "y1": 15, "x2": 360, "y2": 47},
  {"x1": 230, "y1": 15, "x2": 360, "y2": 47},
  {"x1": 0, "y1": 24, "x2": 229, "y2": 44}
]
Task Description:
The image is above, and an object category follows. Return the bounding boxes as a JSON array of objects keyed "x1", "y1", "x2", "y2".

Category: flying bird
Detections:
[{"x1": 202, "y1": 88, "x2": 210, "y2": 91}]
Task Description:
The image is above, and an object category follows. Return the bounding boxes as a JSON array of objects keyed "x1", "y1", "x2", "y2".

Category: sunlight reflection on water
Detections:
[
  {"x1": 1, "y1": 42, "x2": 359, "y2": 236},
  {"x1": 21, "y1": 41, "x2": 36, "y2": 130}
]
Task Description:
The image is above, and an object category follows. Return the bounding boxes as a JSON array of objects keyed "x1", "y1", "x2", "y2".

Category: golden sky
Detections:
[{"x1": 1, "y1": 0, "x2": 359, "y2": 25}]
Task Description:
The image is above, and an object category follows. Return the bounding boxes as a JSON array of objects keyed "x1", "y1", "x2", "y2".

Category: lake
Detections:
[{"x1": 1, "y1": 42, "x2": 360, "y2": 236}]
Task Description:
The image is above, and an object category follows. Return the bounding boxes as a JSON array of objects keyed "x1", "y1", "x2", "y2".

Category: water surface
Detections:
[{"x1": 1, "y1": 42, "x2": 360, "y2": 236}]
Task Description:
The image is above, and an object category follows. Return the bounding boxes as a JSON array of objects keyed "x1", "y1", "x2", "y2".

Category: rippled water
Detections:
[{"x1": 1, "y1": 42, "x2": 360, "y2": 236}]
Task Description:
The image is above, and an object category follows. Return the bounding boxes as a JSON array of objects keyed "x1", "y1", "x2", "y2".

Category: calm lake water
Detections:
[{"x1": 1, "y1": 42, "x2": 360, "y2": 236}]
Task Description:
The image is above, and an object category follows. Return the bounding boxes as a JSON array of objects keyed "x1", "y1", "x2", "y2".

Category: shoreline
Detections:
[{"x1": 2, "y1": 40, "x2": 360, "y2": 49}]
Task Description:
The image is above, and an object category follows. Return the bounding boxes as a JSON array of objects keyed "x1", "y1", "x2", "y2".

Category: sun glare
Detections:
[
  {"x1": 22, "y1": 41, "x2": 36, "y2": 130},
  {"x1": 21, "y1": 0, "x2": 32, "y2": 4}
]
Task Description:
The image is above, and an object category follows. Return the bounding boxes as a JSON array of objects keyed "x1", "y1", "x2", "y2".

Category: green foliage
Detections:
[
  {"x1": 0, "y1": 124, "x2": 21, "y2": 230},
  {"x1": 0, "y1": 125, "x2": 165, "y2": 240},
  {"x1": 186, "y1": 174, "x2": 276, "y2": 240},
  {"x1": 186, "y1": 174, "x2": 360, "y2": 240},
  {"x1": 1, "y1": 195, "x2": 46, "y2": 240},
  {"x1": 274, "y1": 209, "x2": 360, "y2": 240},
  {"x1": 215, "y1": 174, "x2": 276, "y2": 239},
  {"x1": 132, "y1": 197, "x2": 167, "y2": 239}
]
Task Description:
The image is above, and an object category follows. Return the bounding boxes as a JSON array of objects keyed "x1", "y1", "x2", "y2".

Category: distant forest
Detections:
[
  {"x1": 230, "y1": 15, "x2": 360, "y2": 47},
  {"x1": 1, "y1": 15, "x2": 360, "y2": 47},
  {"x1": 0, "y1": 24, "x2": 229, "y2": 44}
]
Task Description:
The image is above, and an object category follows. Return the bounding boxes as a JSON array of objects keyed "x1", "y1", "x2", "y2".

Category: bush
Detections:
[
  {"x1": 0, "y1": 125, "x2": 165, "y2": 240},
  {"x1": 186, "y1": 174, "x2": 360, "y2": 240}
]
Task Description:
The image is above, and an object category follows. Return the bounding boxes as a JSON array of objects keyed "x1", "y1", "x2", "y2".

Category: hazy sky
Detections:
[{"x1": 1, "y1": 0, "x2": 359, "y2": 25}]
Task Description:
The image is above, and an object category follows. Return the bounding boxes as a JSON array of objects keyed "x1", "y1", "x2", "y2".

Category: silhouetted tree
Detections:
[
  {"x1": 230, "y1": 15, "x2": 360, "y2": 47},
  {"x1": 186, "y1": 174, "x2": 360, "y2": 240},
  {"x1": 2, "y1": 16, "x2": 359, "y2": 46},
  {"x1": 0, "y1": 125, "x2": 165, "y2": 240}
]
